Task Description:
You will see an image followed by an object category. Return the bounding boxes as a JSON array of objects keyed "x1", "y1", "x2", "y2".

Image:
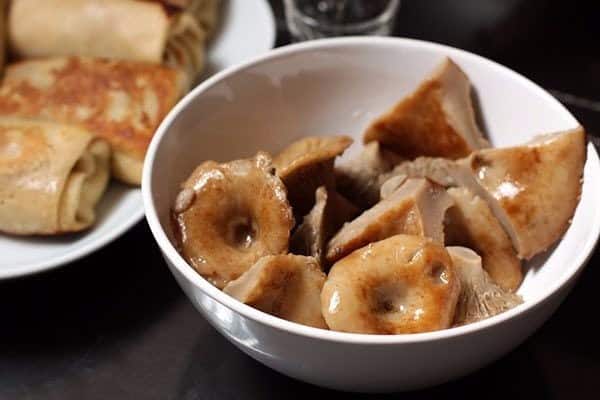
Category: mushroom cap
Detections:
[
  {"x1": 274, "y1": 136, "x2": 353, "y2": 178},
  {"x1": 463, "y1": 127, "x2": 586, "y2": 259},
  {"x1": 445, "y1": 187, "x2": 522, "y2": 291},
  {"x1": 335, "y1": 141, "x2": 404, "y2": 208},
  {"x1": 322, "y1": 235, "x2": 461, "y2": 334},
  {"x1": 364, "y1": 57, "x2": 488, "y2": 159},
  {"x1": 381, "y1": 156, "x2": 461, "y2": 188},
  {"x1": 273, "y1": 135, "x2": 353, "y2": 219},
  {"x1": 224, "y1": 254, "x2": 327, "y2": 329},
  {"x1": 446, "y1": 246, "x2": 522, "y2": 326},
  {"x1": 379, "y1": 173, "x2": 408, "y2": 199},
  {"x1": 382, "y1": 130, "x2": 586, "y2": 262},
  {"x1": 173, "y1": 152, "x2": 294, "y2": 288},
  {"x1": 326, "y1": 178, "x2": 454, "y2": 263},
  {"x1": 290, "y1": 186, "x2": 359, "y2": 268}
]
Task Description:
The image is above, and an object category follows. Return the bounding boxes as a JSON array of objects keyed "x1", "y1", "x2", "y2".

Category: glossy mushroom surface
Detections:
[
  {"x1": 224, "y1": 254, "x2": 327, "y2": 329},
  {"x1": 326, "y1": 178, "x2": 453, "y2": 263},
  {"x1": 173, "y1": 152, "x2": 294, "y2": 288},
  {"x1": 462, "y1": 127, "x2": 586, "y2": 259},
  {"x1": 322, "y1": 235, "x2": 461, "y2": 334},
  {"x1": 364, "y1": 58, "x2": 488, "y2": 159},
  {"x1": 273, "y1": 135, "x2": 352, "y2": 219}
]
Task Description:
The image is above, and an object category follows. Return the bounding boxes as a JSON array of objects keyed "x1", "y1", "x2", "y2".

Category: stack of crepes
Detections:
[{"x1": 0, "y1": 0, "x2": 219, "y2": 235}]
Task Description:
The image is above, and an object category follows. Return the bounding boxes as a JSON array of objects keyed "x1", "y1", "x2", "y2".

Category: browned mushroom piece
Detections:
[
  {"x1": 326, "y1": 178, "x2": 453, "y2": 264},
  {"x1": 172, "y1": 152, "x2": 294, "y2": 288},
  {"x1": 364, "y1": 57, "x2": 488, "y2": 159},
  {"x1": 273, "y1": 135, "x2": 353, "y2": 219},
  {"x1": 224, "y1": 254, "x2": 327, "y2": 329},
  {"x1": 380, "y1": 156, "x2": 462, "y2": 188},
  {"x1": 445, "y1": 187, "x2": 522, "y2": 292},
  {"x1": 321, "y1": 235, "x2": 461, "y2": 334},
  {"x1": 290, "y1": 186, "x2": 359, "y2": 269},
  {"x1": 446, "y1": 246, "x2": 522, "y2": 326},
  {"x1": 335, "y1": 141, "x2": 404, "y2": 208},
  {"x1": 382, "y1": 128, "x2": 586, "y2": 261},
  {"x1": 379, "y1": 173, "x2": 408, "y2": 200},
  {"x1": 461, "y1": 127, "x2": 586, "y2": 259}
]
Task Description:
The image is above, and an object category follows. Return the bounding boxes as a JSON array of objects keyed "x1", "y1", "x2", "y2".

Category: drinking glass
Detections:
[{"x1": 283, "y1": 0, "x2": 401, "y2": 41}]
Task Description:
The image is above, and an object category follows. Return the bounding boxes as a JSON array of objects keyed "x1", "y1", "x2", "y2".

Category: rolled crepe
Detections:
[
  {"x1": 155, "y1": 0, "x2": 190, "y2": 6},
  {"x1": 187, "y1": 0, "x2": 220, "y2": 37},
  {"x1": 0, "y1": 57, "x2": 187, "y2": 185},
  {"x1": 153, "y1": 0, "x2": 220, "y2": 37},
  {"x1": 7, "y1": 0, "x2": 206, "y2": 88},
  {"x1": 164, "y1": 11, "x2": 207, "y2": 88},
  {"x1": 0, "y1": 0, "x2": 5, "y2": 75},
  {"x1": 0, "y1": 117, "x2": 111, "y2": 235}
]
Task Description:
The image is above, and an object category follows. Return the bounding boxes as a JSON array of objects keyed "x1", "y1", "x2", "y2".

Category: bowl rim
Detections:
[{"x1": 142, "y1": 36, "x2": 600, "y2": 345}]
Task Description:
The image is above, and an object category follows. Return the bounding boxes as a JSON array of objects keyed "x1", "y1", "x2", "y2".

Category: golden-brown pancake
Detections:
[
  {"x1": 0, "y1": 0, "x2": 5, "y2": 76},
  {"x1": 163, "y1": 11, "x2": 207, "y2": 89},
  {"x1": 8, "y1": 0, "x2": 170, "y2": 62},
  {"x1": 186, "y1": 0, "x2": 220, "y2": 36},
  {"x1": 0, "y1": 57, "x2": 187, "y2": 184},
  {"x1": 7, "y1": 0, "x2": 206, "y2": 87},
  {"x1": 0, "y1": 116, "x2": 110, "y2": 235}
]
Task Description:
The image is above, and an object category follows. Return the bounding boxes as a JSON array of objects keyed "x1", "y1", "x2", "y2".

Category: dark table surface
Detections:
[{"x1": 2, "y1": 1, "x2": 600, "y2": 399}]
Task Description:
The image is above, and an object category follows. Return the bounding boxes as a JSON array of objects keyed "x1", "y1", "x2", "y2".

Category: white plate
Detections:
[{"x1": 0, "y1": 0, "x2": 276, "y2": 279}]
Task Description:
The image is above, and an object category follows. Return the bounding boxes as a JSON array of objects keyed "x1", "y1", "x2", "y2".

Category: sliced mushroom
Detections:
[
  {"x1": 224, "y1": 254, "x2": 327, "y2": 329},
  {"x1": 335, "y1": 141, "x2": 404, "y2": 208},
  {"x1": 273, "y1": 135, "x2": 353, "y2": 219},
  {"x1": 364, "y1": 57, "x2": 488, "y2": 159},
  {"x1": 381, "y1": 158, "x2": 507, "y2": 233},
  {"x1": 173, "y1": 152, "x2": 294, "y2": 288},
  {"x1": 445, "y1": 187, "x2": 522, "y2": 292},
  {"x1": 381, "y1": 158, "x2": 506, "y2": 239},
  {"x1": 381, "y1": 156, "x2": 463, "y2": 187},
  {"x1": 290, "y1": 186, "x2": 359, "y2": 268},
  {"x1": 322, "y1": 235, "x2": 461, "y2": 334},
  {"x1": 383, "y1": 128, "x2": 586, "y2": 261},
  {"x1": 379, "y1": 173, "x2": 408, "y2": 199},
  {"x1": 462, "y1": 127, "x2": 586, "y2": 259},
  {"x1": 446, "y1": 246, "x2": 522, "y2": 326},
  {"x1": 326, "y1": 178, "x2": 453, "y2": 264}
]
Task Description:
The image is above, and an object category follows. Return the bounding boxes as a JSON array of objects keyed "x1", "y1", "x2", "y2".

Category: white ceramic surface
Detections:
[
  {"x1": 143, "y1": 37, "x2": 600, "y2": 392},
  {"x1": 0, "y1": 0, "x2": 275, "y2": 279},
  {"x1": 206, "y1": 0, "x2": 276, "y2": 77}
]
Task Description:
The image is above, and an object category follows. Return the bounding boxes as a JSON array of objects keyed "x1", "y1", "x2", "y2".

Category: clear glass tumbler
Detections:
[{"x1": 283, "y1": 0, "x2": 401, "y2": 41}]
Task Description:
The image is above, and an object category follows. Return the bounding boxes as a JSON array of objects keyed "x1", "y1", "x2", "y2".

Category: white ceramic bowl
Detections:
[{"x1": 142, "y1": 37, "x2": 600, "y2": 392}]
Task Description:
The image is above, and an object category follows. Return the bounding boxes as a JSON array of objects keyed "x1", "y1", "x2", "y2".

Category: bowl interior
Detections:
[{"x1": 146, "y1": 38, "x2": 600, "y2": 327}]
